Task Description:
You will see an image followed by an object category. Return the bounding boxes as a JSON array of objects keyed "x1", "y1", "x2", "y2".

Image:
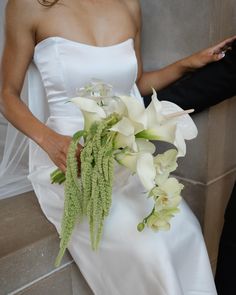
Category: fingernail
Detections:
[{"x1": 219, "y1": 52, "x2": 225, "y2": 58}]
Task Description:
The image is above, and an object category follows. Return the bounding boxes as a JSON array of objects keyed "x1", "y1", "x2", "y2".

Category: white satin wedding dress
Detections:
[{"x1": 27, "y1": 36, "x2": 217, "y2": 295}]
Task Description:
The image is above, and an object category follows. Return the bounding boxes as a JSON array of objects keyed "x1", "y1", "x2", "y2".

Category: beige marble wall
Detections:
[
  {"x1": 0, "y1": 0, "x2": 8, "y2": 155},
  {"x1": 140, "y1": 0, "x2": 236, "y2": 270}
]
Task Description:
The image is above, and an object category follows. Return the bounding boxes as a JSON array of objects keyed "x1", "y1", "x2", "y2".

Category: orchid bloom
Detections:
[
  {"x1": 146, "y1": 207, "x2": 180, "y2": 232},
  {"x1": 146, "y1": 177, "x2": 183, "y2": 232},
  {"x1": 154, "y1": 149, "x2": 178, "y2": 184},
  {"x1": 147, "y1": 213, "x2": 171, "y2": 231},
  {"x1": 150, "y1": 177, "x2": 183, "y2": 210}
]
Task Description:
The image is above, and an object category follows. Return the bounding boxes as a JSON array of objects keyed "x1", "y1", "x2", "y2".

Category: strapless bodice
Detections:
[{"x1": 33, "y1": 37, "x2": 139, "y2": 118}]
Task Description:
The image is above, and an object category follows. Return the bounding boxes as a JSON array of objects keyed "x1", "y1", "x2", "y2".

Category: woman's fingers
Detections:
[
  {"x1": 56, "y1": 137, "x2": 83, "y2": 176},
  {"x1": 59, "y1": 163, "x2": 67, "y2": 174},
  {"x1": 211, "y1": 35, "x2": 236, "y2": 54}
]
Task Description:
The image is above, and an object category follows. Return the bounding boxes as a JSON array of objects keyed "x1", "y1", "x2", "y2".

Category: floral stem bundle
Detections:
[
  {"x1": 51, "y1": 80, "x2": 198, "y2": 267},
  {"x1": 54, "y1": 114, "x2": 120, "y2": 267}
]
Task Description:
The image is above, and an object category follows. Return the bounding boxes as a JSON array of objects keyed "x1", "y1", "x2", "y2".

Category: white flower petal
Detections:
[
  {"x1": 136, "y1": 138, "x2": 156, "y2": 154},
  {"x1": 115, "y1": 152, "x2": 138, "y2": 173},
  {"x1": 161, "y1": 101, "x2": 198, "y2": 140},
  {"x1": 119, "y1": 95, "x2": 147, "y2": 132},
  {"x1": 174, "y1": 128, "x2": 186, "y2": 157},
  {"x1": 70, "y1": 97, "x2": 106, "y2": 118},
  {"x1": 100, "y1": 96, "x2": 127, "y2": 117},
  {"x1": 154, "y1": 149, "x2": 178, "y2": 174},
  {"x1": 110, "y1": 117, "x2": 134, "y2": 136},
  {"x1": 114, "y1": 134, "x2": 138, "y2": 151},
  {"x1": 162, "y1": 177, "x2": 184, "y2": 198},
  {"x1": 136, "y1": 123, "x2": 176, "y2": 144},
  {"x1": 145, "y1": 88, "x2": 164, "y2": 127},
  {"x1": 136, "y1": 153, "x2": 156, "y2": 191}
]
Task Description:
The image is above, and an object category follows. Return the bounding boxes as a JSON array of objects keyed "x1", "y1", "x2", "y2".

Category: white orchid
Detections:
[
  {"x1": 150, "y1": 177, "x2": 183, "y2": 208},
  {"x1": 154, "y1": 149, "x2": 178, "y2": 175},
  {"x1": 144, "y1": 177, "x2": 183, "y2": 232},
  {"x1": 146, "y1": 207, "x2": 180, "y2": 232},
  {"x1": 154, "y1": 149, "x2": 178, "y2": 184},
  {"x1": 147, "y1": 213, "x2": 171, "y2": 231}
]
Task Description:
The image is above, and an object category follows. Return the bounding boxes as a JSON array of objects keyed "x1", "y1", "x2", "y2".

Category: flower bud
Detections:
[{"x1": 137, "y1": 222, "x2": 145, "y2": 232}]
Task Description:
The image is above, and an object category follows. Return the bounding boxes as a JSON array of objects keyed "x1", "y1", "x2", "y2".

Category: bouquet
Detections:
[{"x1": 51, "y1": 80, "x2": 197, "y2": 267}]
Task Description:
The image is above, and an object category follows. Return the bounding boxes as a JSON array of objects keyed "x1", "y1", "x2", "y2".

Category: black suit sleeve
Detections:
[{"x1": 143, "y1": 40, "x2": 236, "y2": 113}]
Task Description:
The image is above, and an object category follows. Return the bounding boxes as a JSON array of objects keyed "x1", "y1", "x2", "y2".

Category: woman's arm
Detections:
[
  {"x1": 137, "y1": 36, "x2": 236, "y2": 96},
  {"x1": 132, "y1": 1, "x2": 236, "y2": 96},
  {"x1": 0, "y1": 0, "x2": 78, "y2": 173}
]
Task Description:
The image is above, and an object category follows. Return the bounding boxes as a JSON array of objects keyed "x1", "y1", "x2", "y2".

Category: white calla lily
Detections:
[
  {"x1": 119, "y1": 95, "x2": 147, "y2": 133},
  {"x1": 98, "y1": 96, "x2": 127, "y2": 117},
  {"x1": 136, "y1": 153, "x2": 156, "y2": 191},
  {"x1": 70, "y1": 97, "x2": 106, "y2": 130},
  {"x1": 115, "y1": 151, "x2": 138, "y2": 173},
  {"x1": 136, "y1": 138, "x2": 156, "y2": 154},
  {"x1": 136, "y1": 123, "x2": 177, "y2": 144},
  {"x1": 146, "y1": 89, "x2": 197, "y2": 141},
  {"x1": 173, "y1": 128, "x2": 186, "y2": 157},
  {"x1": 145, "y1": 88, "x2": 165, "y2": 126},
  {"x1": 115, "y1": 150, "x2": 156, "y2": 191},
  {"x1": 137, "y1": 88, "x2": 198, "y2": 157},
  {"x1": 110, "y1": 117, "x2": 134, "y2": 136},
  {"x1": 115, "y1": 134, "x2": 138, "y2": 151},
  {"x1": 161, "y1": 100, "x2": 198, "y2": 140},
  {"x1": 110, "y1": 117, "x2": 138, "y2": 151}
]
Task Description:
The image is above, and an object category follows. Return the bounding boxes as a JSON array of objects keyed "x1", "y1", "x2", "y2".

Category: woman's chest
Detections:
[{"x1": 36, "y1": 0, "x2": 137, "y2": 46}]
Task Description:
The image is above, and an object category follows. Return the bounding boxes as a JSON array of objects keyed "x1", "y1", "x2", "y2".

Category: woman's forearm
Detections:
[
  {"x1": 137, "y1": 35, "x2": 236, "y2": 96},
  {"x1": 0, "y1": 90, "x2": 57, "y2": 150},
  {"x1": 0, "y1": 90, "x2": 78, "y2": 172},
  {"x1": 137, "y1": 58, "x2": 191, "y2": 96}
]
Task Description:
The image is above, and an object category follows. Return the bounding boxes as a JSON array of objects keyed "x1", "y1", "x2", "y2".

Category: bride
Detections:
[{"x1": 1, "y1": 0, "x2": 234, "y2": 294}]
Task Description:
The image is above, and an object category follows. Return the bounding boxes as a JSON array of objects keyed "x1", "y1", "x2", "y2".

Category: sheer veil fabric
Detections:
[{"x1": 0, "y1": 0, "x2": 41, "y2": 199}]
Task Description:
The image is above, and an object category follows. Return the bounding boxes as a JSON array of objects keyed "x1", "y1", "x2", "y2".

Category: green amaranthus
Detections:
[{"x1": 53, "y1": 113, "x2": 120, "y2": 267}]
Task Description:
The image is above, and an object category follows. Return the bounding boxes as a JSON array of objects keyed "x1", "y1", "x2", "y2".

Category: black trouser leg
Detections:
[{"x1": 215, "y1": 183, "x2": 236, "y2": 294}]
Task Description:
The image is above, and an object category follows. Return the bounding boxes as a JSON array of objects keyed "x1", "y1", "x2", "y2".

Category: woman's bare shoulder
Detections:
[
  {"x1": 6, "y1": 0, "x2": 41, "y2": 28},
  {"x1": 124, "y1": 0, "x2": 141, "y2": 13},
  {"x1": 123, "y1": 0, "x2": 141, "y2": 28}
]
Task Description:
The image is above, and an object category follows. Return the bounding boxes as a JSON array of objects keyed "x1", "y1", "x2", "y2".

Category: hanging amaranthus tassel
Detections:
[{"x1": 54, "y1": 114, "x2": 120, "y2": 266}]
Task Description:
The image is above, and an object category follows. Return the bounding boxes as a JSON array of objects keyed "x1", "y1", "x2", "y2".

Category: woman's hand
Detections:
[
  {"x1": 42, "y1": 132, "x2": 83, "y2": 175},
  {"x1": 182, "y1": 35, "x2": 236, "y2": 70}
]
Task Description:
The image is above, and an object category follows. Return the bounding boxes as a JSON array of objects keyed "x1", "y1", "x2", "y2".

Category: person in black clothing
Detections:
[{"x1": 144, "y1": 39, "x2": 236, "y2": 295}]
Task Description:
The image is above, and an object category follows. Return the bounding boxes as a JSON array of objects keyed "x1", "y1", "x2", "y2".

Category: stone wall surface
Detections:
[
  {"x1": 140, "y1": 0, "x2": 236, "y2": 270},
  {"x1": 0, "y1": 0, "x2": 7, "y2": 154}
]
